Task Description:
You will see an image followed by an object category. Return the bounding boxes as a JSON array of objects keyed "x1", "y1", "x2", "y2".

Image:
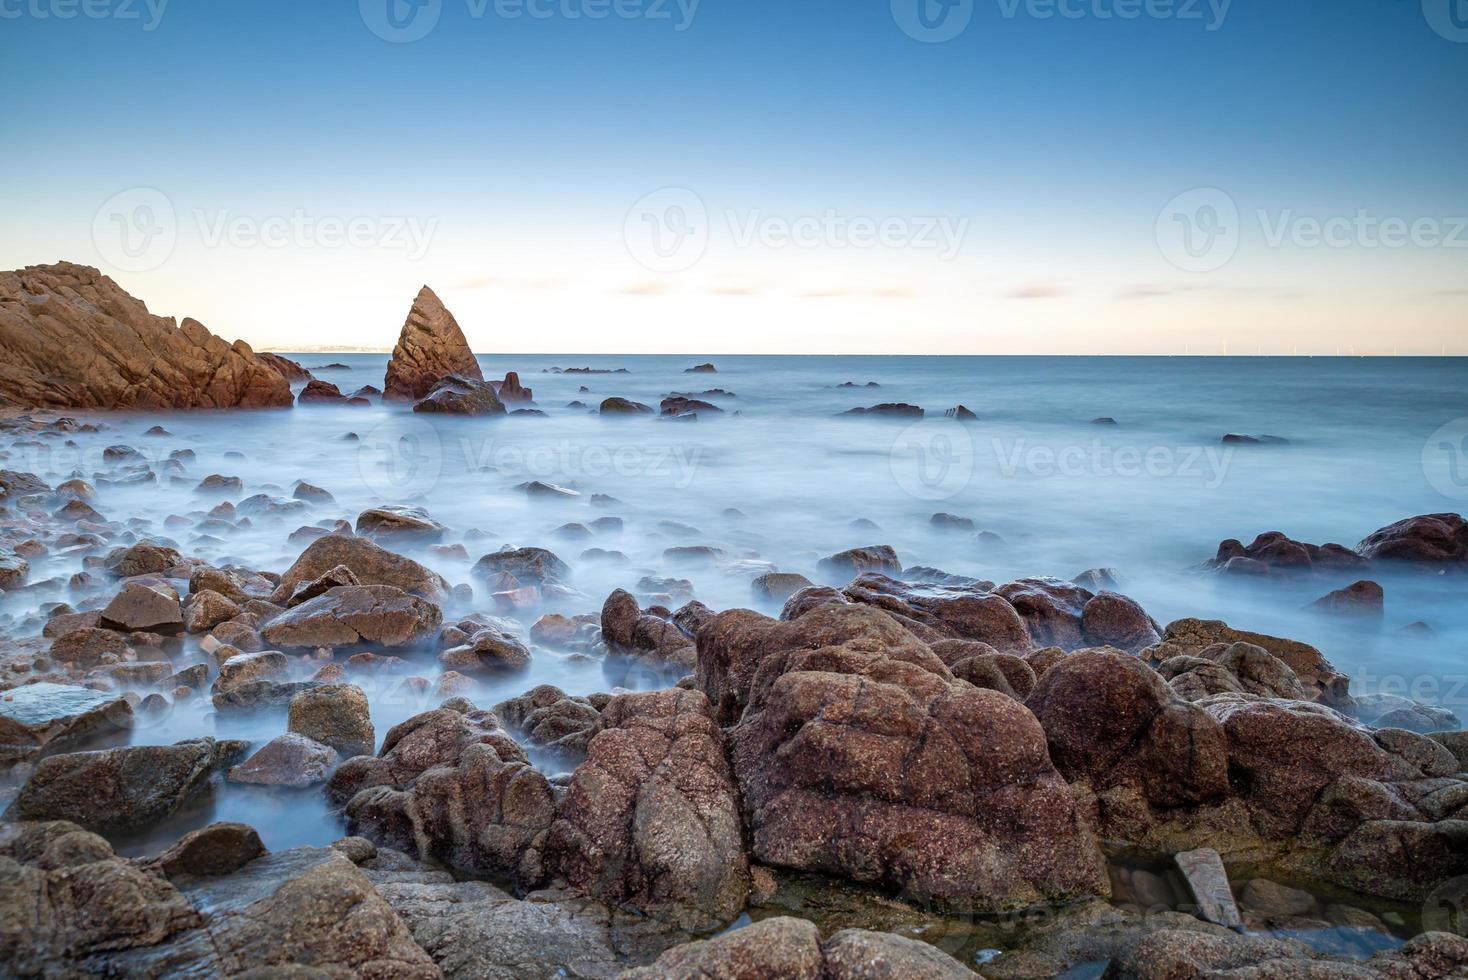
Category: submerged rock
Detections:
[
  {"x1": 0, "y1": 682, "x2": 133, "y2": 766},
  {"x1": 413, "y1": 373, "x2": 507, "y2": 415},
  {"x1": 272, "y1": 533, "x2": 451, "y2": 603},
  {"x1": 228, "y1": 732, "x2": 340, "y2": 788},
  {"x1": 261, "y1": 585, "x2": 442, "y2": 649},
  {"x1": 1357, "y1": 512, "x2": 1468, "y2": 567}
]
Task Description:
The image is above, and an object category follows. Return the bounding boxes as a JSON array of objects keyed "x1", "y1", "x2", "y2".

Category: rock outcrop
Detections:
[
  {"x1": 0, "y1": 262, "x2": 293, "y2": 409},
  {"x1": 383, "y1": 285, "x2": 482, "y2": 401}
]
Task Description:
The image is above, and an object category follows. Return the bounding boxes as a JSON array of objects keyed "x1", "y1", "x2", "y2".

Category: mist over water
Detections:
[{"x1": 8, "y1": 353, "x2": 1467, "y2": 857}]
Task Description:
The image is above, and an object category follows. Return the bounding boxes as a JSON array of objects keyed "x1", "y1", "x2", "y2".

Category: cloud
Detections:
[
  {"x1": 1005, "y1": 282, "x2": 1068, "y2": 300},
  {"x1": 619, "y1": 281, "x2": 672, "y2": 296},
  {"x1": 709, "y1": 284, "x2": 762, "y2": 296}
]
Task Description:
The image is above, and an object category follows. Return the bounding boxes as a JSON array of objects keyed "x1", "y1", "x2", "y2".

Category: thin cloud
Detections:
[
  {"x1": 619, "y1": 281, "x2": 672, "y2": 296},
  {"x1": 1005, "y1": 282, "x2": 1069, "y2": 300}
]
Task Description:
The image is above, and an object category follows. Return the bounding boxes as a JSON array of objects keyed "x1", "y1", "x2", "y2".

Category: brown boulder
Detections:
[
  {"x1": 383, "y1": 285, "x2": 483, "y2": 401},
  {"x1": 0, "y1": 262, "x2": 293, "y2": 409},
  {"x1": 287, "y1": 683, "x2": 375, "y2": 759},
  {"x1": 272, "y1": 534, "x2": 451, "y2": 603},
  {"x1": 1148, "y1": 618, "x2": 1350, "y2": 706},
  {"x1": 817, "y1": 545, "x2": 901, "y2": 582},
  {"x1": 494, "y1": 684, "x2": 604, "y2": 755},
  {"x1": 261, "y1": 585, "x2": 442, "y2": 650},
  {"x1": 549, "y1": 689, "x2": 749, "y2": 931},
  {"x1": 1357, "y1": 513, "x2": 1468, "y2": 566}
]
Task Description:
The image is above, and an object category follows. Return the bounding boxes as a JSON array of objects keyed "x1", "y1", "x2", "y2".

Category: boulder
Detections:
[
  {"x1": 494, "y1": 685, "x2": 604, "y2": 755},
  {"x1": 7, "y1": 737, "x2": 246, "y2": 833},
  {"x1": 152, "y1": 822, "x2": 265, "y2": 877},
  {"x1": 839, "y1": 403, "x2": 924, "y2": 419},
  {"x1": 548, "y1": 689, "x2": 749, "y2": 931},
  {"x1": 497, "y1": 371, "x2": 533, "y2": 403},
  {"x1": 473, "y1": 546, "x2": 570, "y2": 586},
  {"x1": 261, "y1": 585, "x2": 442, "y2": 650},
  {"x1": 412, "y1": 373, "x2": 506, "y2": 415},
  {"x1": 0, "y1": 682, "x2": 133, "y2": 766},
  {"x1": 1308, "y1": 579, "x2": 1385, "y2": 619},
  {"x1": 817, "y1": 545, "x2": 901, "y2": 582},
  {"x1": 600, "y1": 396, "x2": 654, "y2": 415},
  {"x1": 296, "y1": 378, "x2": 347, "y2": 403},
  {"x1": 288, "y1": 684, "x2": 375, "y2": 758},
  {"x1": 99, "y1": 581, "x2": 184, "y2": 635},
  {"x1": 1357, "y1": 513, "x2": 1468, "y2": 566},
  {"x1": 712, "y1": 602, "x2": 1108, "y2": 911},
  {"x1": 0, "y1": 262, "x2": 293, "y2": 408},
  {"x1": 213, "y1": 650, "x2": 290, "y2": 693},
  {"x1": 1146, "y1": 618, "x2": 1349, "y2": 706},
  {"x1": 49, "y1": 626, "x2": 129, "y2": 666},
  {"x1": 103, "y1": 541, "x2": 182, "y2": 577},
  {"x1": 228, "y1": 733, "x2": 340, "y2": 788},
  {"x1": 750, "y1": 571, "x2": 814, "y2": 604},
  {"x1": 1203, "y1": 530, "x2": 1369, "y2": 576},
  {"x1": 383, "y1": 285, "x2": 483, "y2": 401},
  {"x1": 0, "y1": 547, "x2": 28, "y2": 589},
  {"x1": 439, "y1": 625, "x2": 532, "y2": 675},
  {"x1": 356, "y1": 504, "x2": 447, "y2": 544},
  {"x1": 835, "y1": 574, "x2": 1033, "y2": 651}
]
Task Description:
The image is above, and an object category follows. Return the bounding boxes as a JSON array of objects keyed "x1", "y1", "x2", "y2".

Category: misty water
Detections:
[{"x1": 7, "y1": 355, "x2": 1467, "y2": 898}]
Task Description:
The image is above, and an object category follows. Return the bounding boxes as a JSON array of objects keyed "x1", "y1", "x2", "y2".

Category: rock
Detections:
[
  {"x1": 549, "y1": 689, "x2": 749, "y2": 931},
  {"x1": 497, "y1": 370, "x2": 533, "y2": 402},
  {"x1": 685, "y1": 362, "x2": 717, "y2": 373},
  {"x1": 296, "y1": 378, "x2": 347, "y2": 403},
  {"x1": 473, "y1": 546, "x2": 570, "y2": 586},
  {"x1": 99, "y1": 581, "x2": 184, "y2": 634},
  {"x1": 49, "y1": 625, "x2": 129, "y2": 666},
  {"x1": 1203, "y1": 530, "x2": 1369, "y2": 577},
  {"x1": 1080, "y1": 591, "x2": 1161, "y2": 652},
  {"x1": 7, "y1": 737, "x2": 246, "y2": 833},
  {"x1": 285, "y1": 562, "x2": 361, "y2": 607},
  {"x1": 835, "y1": 574, "x2": 1033, "y2": 652},
  {"x1": 288, "y1": 684, "x2": 374, "y2": 759},
  {"x1": 944, "y1": 648, "x2": 1037, "y2": 700},
  {"x1": 327, "y1": 703, "x2": 517, "y2": 807},
  {"x1": 839, "y1": 403, "x2": 924, "y2": 419},
  {"x1": 1239, "y1": 877, "x2": 1316, "y2": 918},
  {"x1": 600, "y1": 396, "x2": 654, "y2": 415},
  {"x1": 184, "y1": 588, "x2": 240, "y2": 632},
  {"x1": 494, "y1": 685, "x2": 604, "y2": 755},
  {"x1": 228, "y1": 733, "x2": 340, "y2": 788},
  {"x1": 0, "y1": 682, "x2": 133, "y2": 766},
  {"x1": 1147, "y1": 617, "x2": 1350, "y2": 706},
  {"x1": 439, "y1": 626, "x2": 532, "y2": 675},
  {"x1": 929, "y1": 512, "x2": 975, "y2": 532},
  {"x1": 0, "y1": 547, "x2": 28, "y2": 589},
  {"x1": 1357, "y1": 512, "x2": 1468, "y2": 566},
  {"x1": 0, "y1": 262, "x2": 293, "y2": 408},
  {"x1": 384, "y1": 284, "x2": 484, "y2": 401},
  {"x1": 1173, "y1": 848, "x2": 1242, "y2": 928},
  {"x1": 292, "y1": 480, "x2": 334, "y2": 503},
  {"x1": 274, "y1": 533, "x2": 450, "y2": 602},
  {"x1": 103, "y1": 541, "x2": 182, "y2": 577},
  {"x1": 262, "y1": 585, "x2": 442, "y2": 650},
  {"x1": 660, "y1": 396, "x2": 722, "y2": 417},
  {"x1": 214, "y1": 650, "x2": 290, "y2": 693},
  {"x1": 257, "y1": 350, "x2": 311, "y2": 382},
  {"x1": 153, "y1": 822, "x2": 265, "y2": 877},
  {"x1": 1308, "y1": 579, "x2": 1385, "y2": 620},
  {"x1": 945, "y1": 405, "x2": 977, "y2": 420},
  {"x1": 600, "y1": 590, "x2": 696, "y2": 669},
  {"x1": 1156, "y1": 642, "x2": 1306, "y2": 702},
  {"x1": 751, "y1": 571, "x2": 814, "y2": 604},
  {"x1": 817, "y1": 545, "x2": 901, "y2": 581},
  {"x1": 1221, "y1": 433, "x2": 1289, "y2": 444},
  {"x1": 412, "y1": 373, "x2": 507, "y2": 415},
  {"x1": 356, "y1": 504, "x2": 447, "y2": 543},
  {"x1": 715, "y1": 602, "x2": 1107, "y2": 911}
]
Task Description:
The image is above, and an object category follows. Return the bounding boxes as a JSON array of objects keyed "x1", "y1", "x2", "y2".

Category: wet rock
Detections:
[
  {"x1": 1080, "y1": 591, "x2": 1161, "y2": 652},
  {"x1": 190, "y1": 565, "x2": 274, "y2": 603},
  {"x1": 327, "y1": 702, "x2": 513, "y2": 806},
  {"x1": 183, "y1": 588, "x2": 240, "y2": 632},
  {"x1": 929, "y1": 512, "x2": 976, "y2": 532},
  {"x1": 840, "y1": 403, "x2": 924, "y2": 419},
  {"x1": 0, "y1": 682, "x2": 133, "y2": 766},
  {"x1": 1308, "y1": 579, "x2": 1385, "y2": 620},
  {"x1": 1173, "y1": 847, "x2": 1242, "y2": 928},
  {"x1": 715, "y1": 602, "x2": 1106, "y2": 911},
  {"x1": 213, "y1": 679, "x2": 319, "y2": 713},
  {"x1": 262, "y1": 585, "x2": 442, "y2": 649},
  {"x1": 228, "y1": 732, "x2": 340, "y2": 788},
  {"x1": 1156, "y1": 641, "x2": 1306, "y2": 702},
  {"x1": 751, "y1": 571, "x2": 814, "y2": 604},
  {"x1": 412, "y1": 373, "x2": 507, "y2": 415},
  {"x1": 99, "y1": 581, "x2": 184, "y2": 635},
  {"x1": 153, "y1": 821, "x2": 265, "y2": 877},
  {"x1": 600, "y1": 396, "x2": 655, "y2": 415},
  {"x1": 356, "y1": 504, "x2": 447, "y2": 544},
  {"x1": 214, "y1": 650, "x2": 290, "y2": 694},
  {"x1": 439, "y1": 625, "x2": 532, "y2": 675},
  {"x1": 601, "y1": 589, "x2": 696, "y2": 669},
  {"x1": 943, "y1": 647, "x2": 1037, "y2": 701},
  {"x1": 49, "y1": 625, "x2": 129, "y2": 666},
  {"x1": 384, "y1": 284, "x2": 484, "y2": 401},
  {"x1": 0, "y1": 262, "x2": 293, "y2": 408},
  {"x1": 297, "y1": 378, "x2": 347, "y2": 403},
  {"x1": 1203, "y1": 530, "x2": 1369, "y2": 576},
  {"x1": 286, "y1": 561, "x2": 361, "y2": 606},
  {"x1": 817, "y1": 545, "x2": 901, "y2": 581},
  {"x1": 7, "y1": 737, "x2": 246, "y2": 833},
  {"x1": 518, "y1": 479, "x2": 581, "y2": 499},
  {"x1": 1357, "y1": 512, "x2": 1468, "y2": 566},
  {"x1": 288, "y1": 683, "x2": 374, "y2": 758},
  {"x1": 473, "y1": 546, "x2": 570, "y2": 586},
  {"x1": 549, "y1": 689, "x2": 749, "y2": 931},
  {"x1": 494, "y1": 684, "x2": 604, "y2": 755},
  {"x1": 258, "y1": 350, "x2": 311, "y2": 382},
  {"x1": 685, "y1": 362, "x2": 717, "y2": 373},
  {"x1": 497, "y1": 370, "x2": 533, "y2": 403},
  {"x1": 292, "y1": 480, "x2": 334, "y2": 504},
  {"x1": 837, "y1": 574, "x2": 1033, "y2": 651},
  {"x1": 1221, "y1": 433, "x2": 1289, "y2": 444},
  {"x1": 103, "y1": 541, "x2": 182, "y2": 577},
  {"x1": 1239, "y1": 877, "x2": 1316, "y2": 918},
  {"x1": 945, "y1": 405, "x2": 978, "y2": 420},
  {"x1": 0, "y1": 547, "x2": 28, "y2": 589}
]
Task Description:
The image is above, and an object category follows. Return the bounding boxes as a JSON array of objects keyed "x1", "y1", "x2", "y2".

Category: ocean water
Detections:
[{"x1": 6, "y1": 354, "x2": 1467, "y2": 864}]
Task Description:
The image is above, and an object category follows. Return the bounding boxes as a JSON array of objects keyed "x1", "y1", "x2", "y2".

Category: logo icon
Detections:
[
  {"x1": 1423, "y1": 418, "x2": 1468, "y2": 501},
  {"x1": 889, "y1": 418, "x2": 976, "y2": 501},
  {"x1": 1156, "y1": 187, "x2": 1240, "y2": 273},
  {"x1": 1423, "y1": 0, "x2": 1468, "y2": 42},
  {"x1": 92, "y1": 188, "x2": 177, "y2": 274},
  {"x1": 892, "y1": 0, "x2": 974, "y2": 42},
  {"x1": 360, "y1": 0, "x2": 442, "y2": 43},
  {"x1": 357, "y1": 415, "x2": 444, "y2": 499},
  {"x1": 624, "y1": 188, "x2": 709, "y2": 273}
]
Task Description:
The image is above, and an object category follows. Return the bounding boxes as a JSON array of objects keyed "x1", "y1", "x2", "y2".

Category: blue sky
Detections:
[{"x1": 2, "y1": 0, "x2": 1465, "y2": 353}]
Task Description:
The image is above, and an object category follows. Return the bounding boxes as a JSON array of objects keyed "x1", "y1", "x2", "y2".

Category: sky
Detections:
[{"x1": 2, "y1": 0, "x2": 1465, "y2": 355}]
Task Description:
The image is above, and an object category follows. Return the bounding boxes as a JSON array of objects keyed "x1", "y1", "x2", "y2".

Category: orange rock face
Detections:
[
  {"x1": 0, "y1": 262, "x2": 293, "y2": 409},
  {"x1": 382, "y1": 285, "x2": 482, "y2": 401}
]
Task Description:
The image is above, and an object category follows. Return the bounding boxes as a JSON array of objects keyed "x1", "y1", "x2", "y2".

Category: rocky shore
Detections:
[{"x1": 0, "y1": 264, "x2": 1465, "y2": 977}]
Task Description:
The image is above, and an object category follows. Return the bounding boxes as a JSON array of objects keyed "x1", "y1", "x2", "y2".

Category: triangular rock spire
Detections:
[{"x1": 383, "y1": 286, "x2": 483, "y2": 401}]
